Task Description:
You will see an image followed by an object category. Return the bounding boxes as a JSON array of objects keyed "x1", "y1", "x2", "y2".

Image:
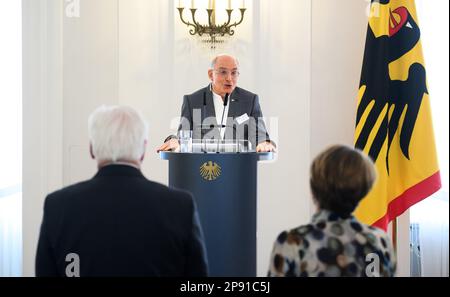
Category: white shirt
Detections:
[{"x1": 212, "y1": 91, "x2": 230, "y2": 140}]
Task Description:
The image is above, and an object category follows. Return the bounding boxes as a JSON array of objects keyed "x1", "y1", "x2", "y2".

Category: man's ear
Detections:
[
  {"x1": 208, "y1": 69, "x2": 214, "y2": 81},
  {"x1": 140, "y1": 140, "x2": 147, "y2": 162},
  {"x1": 89, "y1": 143, "x2": 95, "y2": 159}
]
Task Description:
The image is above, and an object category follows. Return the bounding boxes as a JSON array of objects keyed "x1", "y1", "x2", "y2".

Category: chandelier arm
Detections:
[
  {"x1": 190, "y1": 9, "x2": 202, "y2": 28},
  {"x1": 206, "y1": 9, "x2": 214, "y2": 28},
  {"x1": 230, "y1": 8, "x2": 246, "y2": 28},
  {"x1": 177, "y1": 8, "x2": 190, "y2": 26},
  {"x1": 177, "y1": 8, "x2": 199, "y2": 35},
  {"x1": 224, "y1": 9, "x2": 233, "y2": 27},
  {"x1": 217, "y1": 9, "x2": 239, "y2": 37}
]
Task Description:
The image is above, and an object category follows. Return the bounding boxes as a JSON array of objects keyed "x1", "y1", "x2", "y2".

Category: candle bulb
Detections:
[
  {"x1": 191, "y1": 0, "x2": 195, "y2": 9},
  {"x1": 228, "y1": 0, "x2": 232, "y2": 10},
  {"x1": 242, "y1": 0, "x2": 245, "y2": 8},
  {"x1": 178, "y1": 0, "x2": 181, "y2": 8},
  {"x1": 208, "y1": 0, "x2": 212, "y2": 9}
]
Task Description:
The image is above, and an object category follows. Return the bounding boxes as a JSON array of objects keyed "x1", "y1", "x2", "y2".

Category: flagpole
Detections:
[{"x1": 392, "y1": 218, "x2": 398, "y2": 251}]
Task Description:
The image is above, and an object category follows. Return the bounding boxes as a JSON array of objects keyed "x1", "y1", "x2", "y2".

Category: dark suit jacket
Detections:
[
  {"x1": 178, "y1": 85, "x2": 272, "y2": 149},
  {"x1": 35, "y1": 165, "x2": 208, "y2": 277}
]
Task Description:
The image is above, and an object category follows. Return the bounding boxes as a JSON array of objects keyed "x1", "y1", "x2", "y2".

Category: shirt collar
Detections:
[
  {"x1": 94, "y1": 164, "x2": 144, "y2": 178},
  {"x1": 212, "y1": 90, "x2": 223, "y2": 102},
  {"x1": 100, "y1": 161, "x2": 140, "y2": 170},
  {"x1": 110, "y1": 161, "x2": 140, "y2": 169}
]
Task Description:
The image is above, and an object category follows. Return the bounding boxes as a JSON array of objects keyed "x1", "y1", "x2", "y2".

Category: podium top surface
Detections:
[{"x1": 159, "y1": 151, "x2": 274, "y2": 162}]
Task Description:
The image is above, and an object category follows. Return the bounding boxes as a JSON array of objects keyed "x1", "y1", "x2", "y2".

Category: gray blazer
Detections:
[{"x1": 177, "y1": 85, "x2": 272, "y2": 148}]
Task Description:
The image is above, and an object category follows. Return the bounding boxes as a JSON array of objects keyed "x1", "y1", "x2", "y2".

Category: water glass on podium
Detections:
[{"x1": 179, "y1": 130, "x2": 192, "y2": 153}]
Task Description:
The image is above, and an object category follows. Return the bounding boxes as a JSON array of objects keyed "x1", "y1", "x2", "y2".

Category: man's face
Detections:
[{"x1": 208, "y1": 56, "x2": 239, "y2": 98}]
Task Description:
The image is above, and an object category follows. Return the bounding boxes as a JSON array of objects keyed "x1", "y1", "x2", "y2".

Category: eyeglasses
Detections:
[{"x1": 214, "y1": 69, "x2": 240, "y2": 78}]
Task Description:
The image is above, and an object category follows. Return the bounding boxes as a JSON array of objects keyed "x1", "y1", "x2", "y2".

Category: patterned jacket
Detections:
[{"x1": 268, "y1": 210, "x2": 396, "y2": 277}]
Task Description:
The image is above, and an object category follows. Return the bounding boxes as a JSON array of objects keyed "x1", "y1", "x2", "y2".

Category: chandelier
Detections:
[{"x1": 177, "y1": 0, "x2": 247, "y2": 47}]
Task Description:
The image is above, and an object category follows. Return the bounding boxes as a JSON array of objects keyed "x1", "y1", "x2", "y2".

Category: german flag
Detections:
[{"x1": 354, "y1": 0, "x2": 441, "y2": 231}]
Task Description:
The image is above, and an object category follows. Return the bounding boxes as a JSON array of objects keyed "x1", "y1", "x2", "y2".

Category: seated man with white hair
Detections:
[{"x1": 36, "y1": 105, "x2": 208, "y2": 277}]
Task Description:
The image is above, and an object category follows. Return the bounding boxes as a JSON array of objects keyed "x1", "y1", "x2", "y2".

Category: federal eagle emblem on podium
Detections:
[{"x1": 200, "y1": 161, "x2": 222, "y2": 181}]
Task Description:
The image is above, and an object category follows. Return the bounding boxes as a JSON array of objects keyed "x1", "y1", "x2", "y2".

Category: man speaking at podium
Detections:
[{"x1": 157, "y1": 54, "x2": 276, "y2": 153}]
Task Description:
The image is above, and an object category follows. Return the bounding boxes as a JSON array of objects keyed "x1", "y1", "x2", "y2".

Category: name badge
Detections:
[{"x1": 236, "y1": 113, "x2": 250, "y2": 125}]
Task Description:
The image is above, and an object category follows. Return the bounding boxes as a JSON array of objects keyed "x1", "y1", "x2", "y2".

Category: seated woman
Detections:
[{"x1": 268, "y1": 145, "x2": 396, "y2": 277}]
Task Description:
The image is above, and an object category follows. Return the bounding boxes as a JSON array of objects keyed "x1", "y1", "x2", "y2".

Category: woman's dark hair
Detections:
[{"x1": 310, "y1": 145, "x2": 376, "y2": 217}]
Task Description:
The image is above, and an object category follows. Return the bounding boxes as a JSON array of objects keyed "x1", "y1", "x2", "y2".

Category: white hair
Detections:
[
  {"x1": 210, "y1": 54, "x2": 240, "y2": 69},
  {"x1": 88, "y1": 105, "x2": 149, "y2": 163}
]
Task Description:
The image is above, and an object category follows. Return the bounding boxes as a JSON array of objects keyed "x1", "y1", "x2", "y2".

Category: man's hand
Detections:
[
  {"x1": 156, "y1": 138, "x2": 180, "y2": 152},
  {"x1": 256, "y1": 141, "x2": 276, "y2": 153}
]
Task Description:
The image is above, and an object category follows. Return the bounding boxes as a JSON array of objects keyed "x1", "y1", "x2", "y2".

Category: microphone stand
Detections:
[
  {"x1": 217, "y1": 93, "x2": 229, "y2": 153},
  {"x1": 202, "y1": 91, "x2": 207, "y2": 153}
]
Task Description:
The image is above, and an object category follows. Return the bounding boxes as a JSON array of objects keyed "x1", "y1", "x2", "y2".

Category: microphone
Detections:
[
  {"x1": 223, "y1": 92, "x2": 229, "y2": 106},
  {"x1": 202, "y1": 91, "x2": 207, "y2": 141},
  {"x1": 218, "y1": 93, "x2": 230, "y2": 152},
  {"x1": 219, "y1": 93, "x2": 229, "y2": 130}
]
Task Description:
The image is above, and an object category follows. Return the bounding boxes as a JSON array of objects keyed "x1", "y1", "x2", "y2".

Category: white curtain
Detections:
[
  {"x1": 411, "y1": 192, "x2": 449, "y2": 277},
  {"x1": 0, "y1": 190, "x2": 22, "y2": 276},
  {"x1": 411, "y1": 0, "x2": 449, "y2": 278},
  {"x1": 0, "y1": 0, "x2": 22, "y2": 277}
]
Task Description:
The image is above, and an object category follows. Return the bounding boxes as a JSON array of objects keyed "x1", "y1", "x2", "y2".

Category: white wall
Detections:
[
  {"x1": 22, "y1": 0, "x2": 63, "y2": 277},
  {"x1": 24, "y1": 0, "x2": 397, "y2": 277},
  {"x1": 311, "y1": 0, "x2": 368, "y2": 155},
  {"x1": 63, "y1": 0, "x2": 119, "y2": 184}
]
